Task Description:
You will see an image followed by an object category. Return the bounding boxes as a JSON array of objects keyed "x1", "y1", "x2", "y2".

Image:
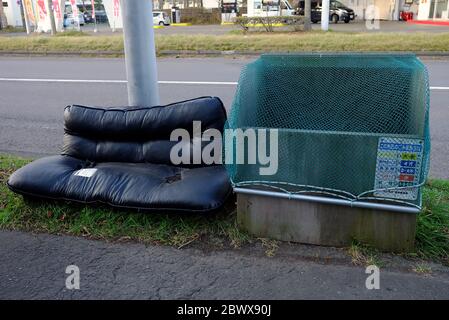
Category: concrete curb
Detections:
[{"x1": 1, "y1": 50, "x2": 449, "y2": 57}]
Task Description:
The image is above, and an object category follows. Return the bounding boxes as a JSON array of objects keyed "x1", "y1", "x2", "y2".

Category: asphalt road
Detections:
[
  {"x1": 0, "y1": 56, "x2": 448, "y2": 178},
  {"x1": 1, "y1": 230, "x2": 448, "y2": 299}
]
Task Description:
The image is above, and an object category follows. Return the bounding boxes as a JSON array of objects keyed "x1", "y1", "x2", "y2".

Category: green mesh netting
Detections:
[{"x1": 225, "y1": 53, "x2": 430, "y2": 209}]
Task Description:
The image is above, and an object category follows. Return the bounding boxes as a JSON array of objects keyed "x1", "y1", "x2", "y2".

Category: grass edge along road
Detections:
[
  {"x1": 1, "y1": 154, "x2": 448, "y2": 266},
  {"x1": 1, "y1": 32, "x2": 449, "y2": 55}
]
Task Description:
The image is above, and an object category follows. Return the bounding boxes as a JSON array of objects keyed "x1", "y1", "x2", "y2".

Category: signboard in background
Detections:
[
  {"x1": 33, "y1": 0, "x2": 48, "y2": 31},
  {"x1": 52, "y1": 0, "x2": 62, "y2": 20},
  {"x1": 52, "y1": 0, "x2": 64, "y2": 31},
  {"x1": 23, "y1": 0, "x2": 37, "y2": 25},
  {"x1": 91, "y1": 0, "x2": 95, "y2": 19},
  {"x1": 113, "y1": 0, "x2": 119, "y2": 17},
  {"x1": 70, "y1": 0, "x2": 78, "y2": 16},
  {"x1": 222, "y1": 0, "x2": 238, "y2": 22},
  {"x1": 102, "y1": 0, "x2": 122, "y2": 30},
  {"x1": 68, "y1": 0, "x2": 81, "y2": 30},
  {"x1": 22, "y1": 0, "x2": 64, "y2": 32},
  {"x1": 36, "y1": 0, "x2": 47, "y2": 23}
]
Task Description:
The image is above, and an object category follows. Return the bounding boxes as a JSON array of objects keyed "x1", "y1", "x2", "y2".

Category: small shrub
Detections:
[{"x1": 234, "y1": 16, "x2": 305, "y2": 33}]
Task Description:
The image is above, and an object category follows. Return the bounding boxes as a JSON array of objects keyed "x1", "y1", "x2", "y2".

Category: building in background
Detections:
[
  {"x1": 290, "y1": 0, "x2": 448, "y2": 21},
  {"x1": 2, "y1": 0, "x2": 24, "y2": 26},
  {"x1": 2, "y1": 0, "x2": 447, "y2": 28},
  {"x1": 416, "y1": 0, "x2": 448, "y2": 20},
  {"x1": 342, "y1": 0, "x2": 448, "y2": 21},
  {"x1": 338, "y1": 0, "x2": 402, "y2": 20},
  {"x1": 2, "y1": 0, "x2": 66, "y2": 29}
]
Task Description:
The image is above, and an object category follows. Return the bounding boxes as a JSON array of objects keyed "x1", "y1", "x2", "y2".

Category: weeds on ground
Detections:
[
  {"x1": 1, "y1": 32, "x2": 449, "y2": 55},
  {"x1": 0, "y1": 154, "x2": 248, "y2": 249},
  {"x1": 1, "y1": 154, "x2": 448, "y2": 263},
  {"x1": 55, "y1": 31, "x2": 89, "y2": 37},
  {"x1": 348, "y1": 241, "x2": 385, "y2": 267},
  {"x1": 412, "y1": 263, "x2": 433, "y2": 274}
]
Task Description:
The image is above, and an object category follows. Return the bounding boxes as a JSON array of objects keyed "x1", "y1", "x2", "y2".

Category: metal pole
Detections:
[
  {"x1": 321, "y1": 0, "x2": 329, "y2": 31},
  {"x1": 234, "y1": 188, "x2": 420, "y2": 214},
  {"x1": 393, "y1": 0, "x2": 400, "y2": 21},
  {"x1": 0, "y1": 1, "x2": 7, "y2": 30},
  {"x1": 303, "y1": 0, "x2": 311, "y2": 31},
  {"x1": 121, "y1": 0, "x2": 160, "y2": 107}
]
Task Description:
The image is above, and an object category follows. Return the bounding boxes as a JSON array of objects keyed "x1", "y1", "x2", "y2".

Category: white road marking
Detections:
[
  {"x1": 0, "y1": 78, "x2": 238, "y2": 85},
  {"x1": 0, "y1": 78, "x2": 448, "y2": 90},
  {"x1": 430, "y1": 86, "x2": 449, "y2": 90}
]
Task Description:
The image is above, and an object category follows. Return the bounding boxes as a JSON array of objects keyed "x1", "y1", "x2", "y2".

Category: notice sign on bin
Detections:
[{"x1": 374, "y1": 137, "x2": 424, "y2": 200}]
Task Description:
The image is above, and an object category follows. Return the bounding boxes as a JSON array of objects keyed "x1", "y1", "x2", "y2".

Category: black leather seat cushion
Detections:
[
  {"x1": 8, "y1": 97, "x2": 231, "y2": 212},
  {"x1": 62, "y1": 96, "x2": 227, "y2": 164},
  {"x1": 8, "y1": 155, "x2": 230, "y2": 212}
]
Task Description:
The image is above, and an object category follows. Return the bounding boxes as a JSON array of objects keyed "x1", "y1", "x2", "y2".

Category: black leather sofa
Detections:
[{"x1": 7, "y1": 97, "x2": 232, "y2": 213}]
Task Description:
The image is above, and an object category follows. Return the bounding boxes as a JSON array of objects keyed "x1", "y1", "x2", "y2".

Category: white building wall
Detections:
[
  {"x1": 417, "y1": 0, "x2": 449, "y2": 20},
  {"x1": 339, "y1": 0, "x2": 403, "y2": 20},
  {"x1": 3, "y1": 0, "x2": 24, "y2": 26},
  {"x1": 417, "y1": 0, "x2": 431, "y2": 19}
]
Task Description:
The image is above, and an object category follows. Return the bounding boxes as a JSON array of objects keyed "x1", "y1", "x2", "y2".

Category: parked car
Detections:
[
  {"x1": 63, "y1": 13, "x2": 85, "y2": 27},
  {"x1": 296, "y1": 0, "x2": 355, "y2": 23},
  {"x1": 82, "y1": 10, "x2": 94, "y2": 24},
  {"x1": 153, "y1": 11, "x2": 170, "y2": 26},
  {"x1": 94, "y1": 10, "x2": 108, "y2": 23}
]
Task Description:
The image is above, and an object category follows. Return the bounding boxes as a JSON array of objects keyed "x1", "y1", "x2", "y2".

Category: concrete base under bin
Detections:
[{"x1": 237, "y1": 193, "x2": 417, "y2": 252}]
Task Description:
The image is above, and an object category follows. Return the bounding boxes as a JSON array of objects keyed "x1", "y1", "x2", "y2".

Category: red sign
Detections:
[
  {"x1": 399, "y1": 174, "x2": 415, "y2": 182},
  {"x1": 91, "y1": 0, "x2": 96, "y2": 19},
  {"x1": 70, "y1": 0, "x2": 79, "y2": 16},
  {"x1": 113, "y1": 0, "x2": 120, "y2": 17},
  {"x1": 37, "y1": 0, "x2": 47, "y2": 20},
  {"x1": 53, "y1": 0, "x2": 62, "y2": 19}
]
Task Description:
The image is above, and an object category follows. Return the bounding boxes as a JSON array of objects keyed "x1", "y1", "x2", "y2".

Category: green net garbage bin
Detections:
[{"x1": 225, "y1": 53, "x2": 430, "y2": 211}]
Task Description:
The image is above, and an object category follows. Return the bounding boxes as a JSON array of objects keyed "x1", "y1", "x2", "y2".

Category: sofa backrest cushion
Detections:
[{"x1": 62, "y1": 96, "x2": 227, "y2": 166}]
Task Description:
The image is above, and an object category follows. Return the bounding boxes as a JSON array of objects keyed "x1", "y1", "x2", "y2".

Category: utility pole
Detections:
[
  {"x1": 303, "y1": 0, "x2": 311, "y2": 31},
  {"x1": 47, "y1": 0, "x2": 57, "y2": 35},
  {"x1": 321, "y1": 0, "x2": 329, "y2": 31},
  {"x1": 121, "y1": 0, "x2": 160, "y2": 107}
]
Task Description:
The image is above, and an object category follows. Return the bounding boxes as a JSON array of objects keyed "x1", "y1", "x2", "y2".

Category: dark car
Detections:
[
  {"x1": 296, "y1": 0, "x2": 355, "y2": 23},
  {"x1": 82, "y1": 10, "x2": 94, "y2": 24},
  {"x1": 94, "y1": 10, "x2": 108, "y2": 23}
]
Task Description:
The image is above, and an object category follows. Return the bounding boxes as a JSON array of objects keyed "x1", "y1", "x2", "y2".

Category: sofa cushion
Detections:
[
  {"x1": 8, "y1": 155, "x2": 231, "y2": 212},
  {"x1": 7, "y1": 97, "x2": 232, "y2": 213},
  {"x1": 62, "y1": 96, "x2": 227, "y2": 165}
]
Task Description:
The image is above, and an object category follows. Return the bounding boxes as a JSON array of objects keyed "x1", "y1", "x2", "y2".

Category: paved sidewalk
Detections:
[{"x1": 0, "y1": 230, "x2": 448, "y2": 299}]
